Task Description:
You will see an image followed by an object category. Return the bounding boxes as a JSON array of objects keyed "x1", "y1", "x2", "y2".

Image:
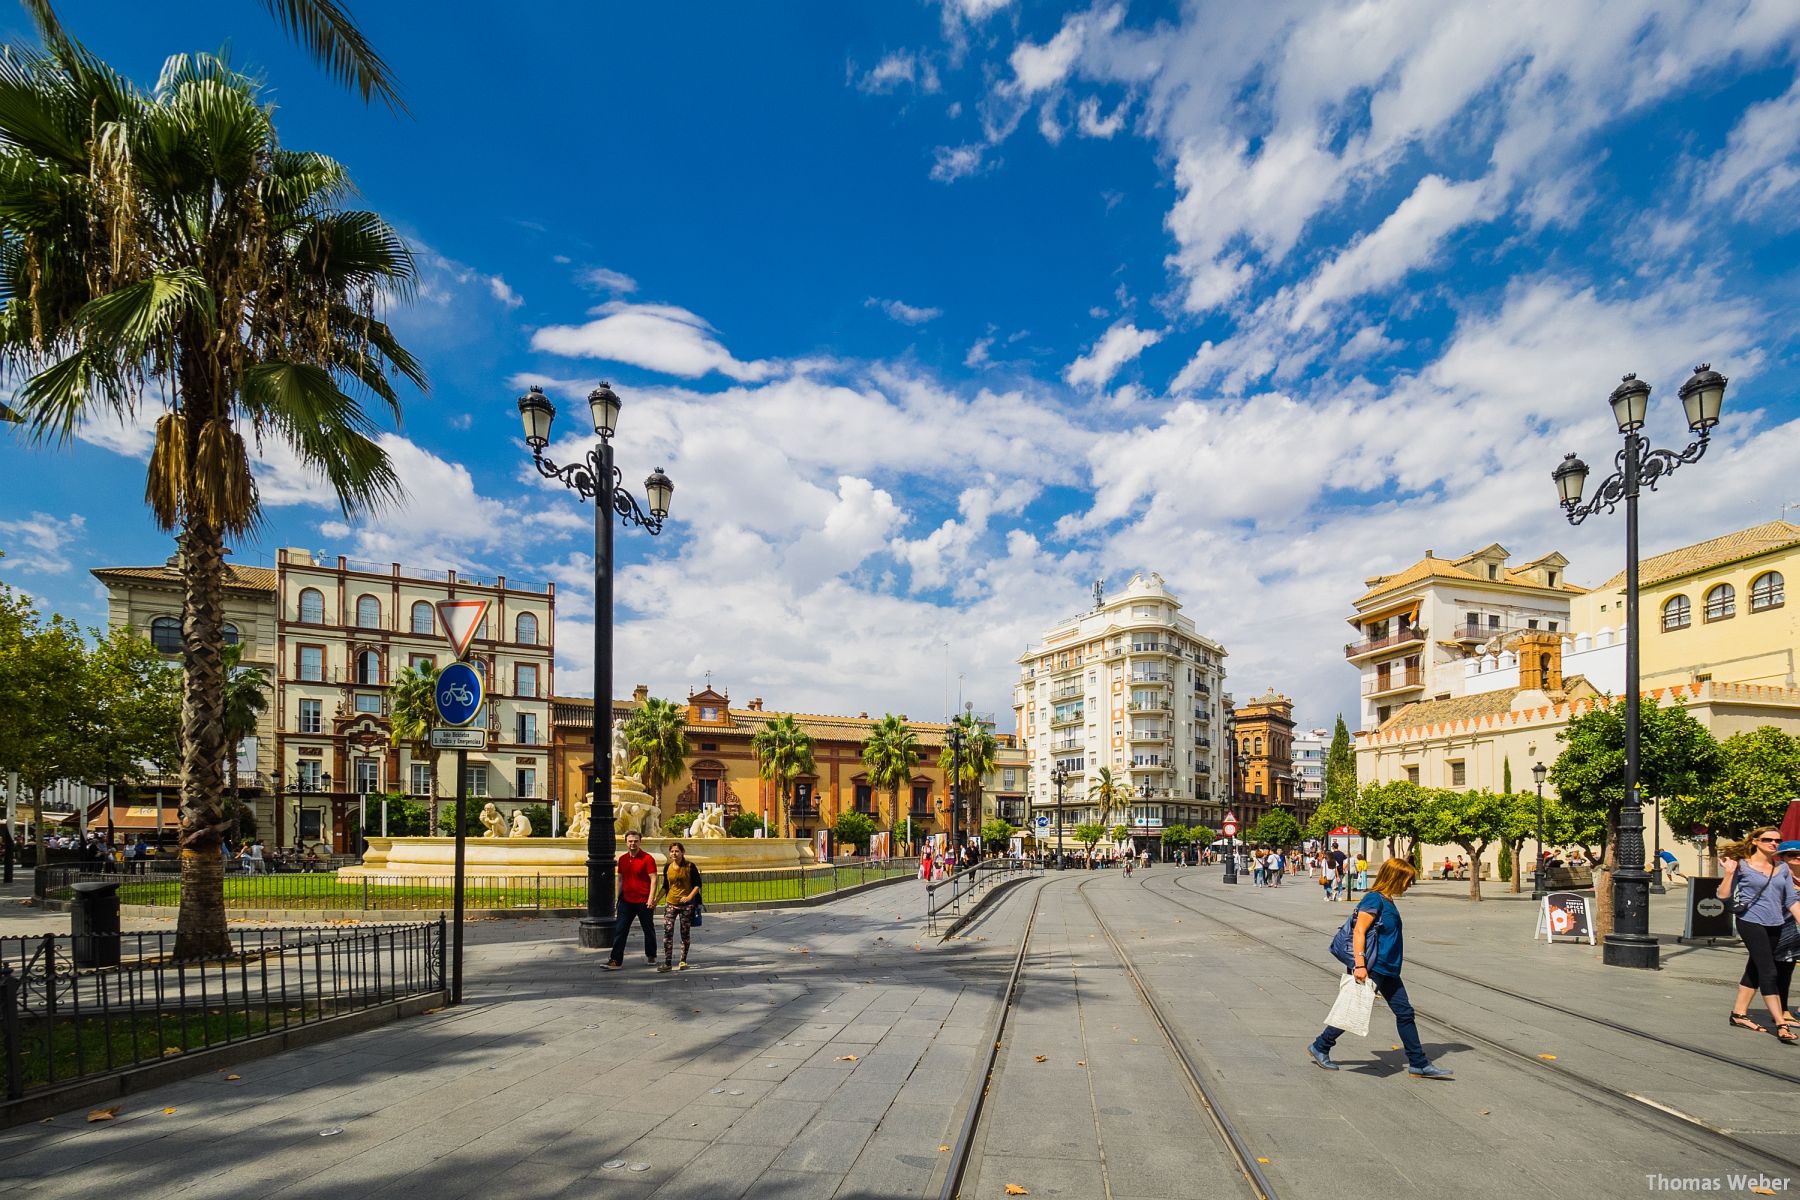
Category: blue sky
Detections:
[{"x1": 4, "y1": 0, "x2": 1800, "y2": 734}]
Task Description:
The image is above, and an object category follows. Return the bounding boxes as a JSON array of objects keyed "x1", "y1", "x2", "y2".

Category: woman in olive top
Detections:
[
  {"x1": 1719, "y1": 827, "x2": 1800, "y2": 1042},
  {"x1": 1307, "y1": 856, "x2": 1454, "y2": 1079},
  {"x1": 655, "y1": 841, "x2": 703, "y2": 972}
]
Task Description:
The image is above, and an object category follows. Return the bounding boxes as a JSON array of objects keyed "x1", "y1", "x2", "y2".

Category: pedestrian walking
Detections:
[
  {"x1": 1779, "y1": 841, "x2": 1800, "y2": 1027},
  {"x1": 603, "y1": 830, "x2": 658, "y2": 971},
  {"x1": 1251, "y1": 850, "x2": 1266, "y2": 887},
  {"x1": 655, "y1": 841, "x2": 704, "y2": 972},
  {"x1": 1306, "y1": 856, "x2": 1453, "y2": 1079},
  {"x1": 1319, "y1": 858, "x2": 1336, "y2": 900},
  {"x1": 1269, "y1": 849, "x2": 1285, "y2": 886},
  {"x1": 1719, "y1": 827, "x2": 1800, "y2": 1042}
]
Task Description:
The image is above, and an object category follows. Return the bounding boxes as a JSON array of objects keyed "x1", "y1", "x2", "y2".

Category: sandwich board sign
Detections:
[
  {"x1": 1536, "y1": 891, "x2": 1595, "y2": 945},
  {"x1": 435, "y1": 599, "x2": 489, "y2": 660}
]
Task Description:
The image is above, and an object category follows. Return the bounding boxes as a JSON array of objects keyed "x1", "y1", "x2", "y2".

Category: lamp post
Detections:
[
  {"x1": 516, "y1": 383, "x2": 674, "y2": 950},
  {"x1": 1531, "y1": 760, "x2": 1548, "y2": 900},
  {"x1": 1553, "y1": 363, "x2": 1727, "y2": 970},
  {"x1": 1051, "y1": 765, "x2": 1068, "y2": 869},
  {"x1": 947, "y1": 721, "x2": 963, "y2": 857}
]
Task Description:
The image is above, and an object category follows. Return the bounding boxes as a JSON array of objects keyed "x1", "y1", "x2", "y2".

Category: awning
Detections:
[
  {"x1": 1328, "y1": 825, "x2": 1360, "y2": 837},
  {"x1": 100, "y1": 805, "x2": 180, "y2": 832},
  {"x1": 1351, "y1": 601, "x2": 1419, "y2": 628}
]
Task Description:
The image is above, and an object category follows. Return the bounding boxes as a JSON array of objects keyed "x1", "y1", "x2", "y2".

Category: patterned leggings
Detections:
[{"x1": 662, "y1": 903, "x2": 694, "y2": 963}]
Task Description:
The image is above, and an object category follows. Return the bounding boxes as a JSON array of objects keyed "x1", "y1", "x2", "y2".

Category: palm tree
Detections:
[
  {"x1": 23, "y1": 0, "x2": 404, "y2": 109},
  {"x1": 389, "y1": 661, "x2": 439, "y2": 826},
  {"x1": 1089, "y1": 767, "x2": 1129, "y2": 828},
  {"x1": 0, "y1": 44, "x2": 424, "y2": 956},
  {"x1": 939, "y1": 712, "x2": 998, "y2": 839},
  {"x1": 862, "y1": 714, "x2": 920, "y2": 852},
  {"x1": 220, "y1": 643, "x2": 270, "y2": 840},
  {"x1": 750, "y1": 714, "x2": 815, "y2": 840},
  {"x1": 624, "y1": 695, "x2": 688, "y2": 806}
]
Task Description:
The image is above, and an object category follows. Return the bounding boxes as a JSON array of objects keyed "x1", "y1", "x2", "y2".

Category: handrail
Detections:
[{"x1": 924, "y1": 858, "x2": 1041, "y2": 933}]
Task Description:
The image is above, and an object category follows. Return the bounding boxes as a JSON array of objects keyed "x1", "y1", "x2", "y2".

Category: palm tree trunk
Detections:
[{"x1": 174, "y1": 524, "x2": 230, "y2": 960}]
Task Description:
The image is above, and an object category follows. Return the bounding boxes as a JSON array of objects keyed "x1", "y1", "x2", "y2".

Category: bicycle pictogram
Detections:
[{"x1": 439, "y1": 682, "x2": 475, "y2": 708}]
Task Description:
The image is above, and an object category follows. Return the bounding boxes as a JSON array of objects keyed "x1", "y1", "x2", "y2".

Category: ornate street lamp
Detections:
[
  {"x1": 1531, "y1": 760, "x2": 1548, "y2": 901},
  {"x1": 517, "y1": 383, "x2": 673, "y2": 950},
  {"x1": 1554, "y1": 364, "x2": 1726, "y2": 969}
]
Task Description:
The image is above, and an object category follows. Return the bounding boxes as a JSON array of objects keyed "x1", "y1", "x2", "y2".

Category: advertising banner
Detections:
[
  {"x1": 814, "y1": 829, "x2": 829, "y2": 863},
  {"x1": 868, "y1": 831, "x2": 891, "y2": 859},
  {"x1": 1682, "y1": 877, "x2": 1735, "y2": 941},
  {"x1": 1536, "y1": 891, "x2": 1596, "y2": 945}
]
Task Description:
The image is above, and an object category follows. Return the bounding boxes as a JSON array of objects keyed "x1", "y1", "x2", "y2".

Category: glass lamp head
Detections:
[
  {"x1": 1532, "y1": 761, "x2": 1547, "y2": 786},
  {"x1": 516, "y1": 386, "x2": 555, "y2": 449},
  {"x1": 1677, "y1": 362, "x2": 1727, "y2": 432},
  {"x1": 644, "y1": 467, "x2": 673, "y2": 520},
  {"x1": 1608, "y1": 373, "x2": 1651, "y2": 433},
  {"x1": 1552, "y1": 453, "x2": 1589, "y2": 507},
  {"x1": 587, "y1": 382, "x2": 622, "y2": 439}
]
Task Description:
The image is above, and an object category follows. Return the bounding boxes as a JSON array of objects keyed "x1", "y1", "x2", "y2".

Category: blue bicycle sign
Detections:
[{"x1": 433, "y1": 661, "x2": 484, "y2": 727}]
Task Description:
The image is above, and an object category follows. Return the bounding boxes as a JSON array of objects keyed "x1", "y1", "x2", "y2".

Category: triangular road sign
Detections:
[{"x1": 436, "y1": 599, "x2": 489, "y2": 660}]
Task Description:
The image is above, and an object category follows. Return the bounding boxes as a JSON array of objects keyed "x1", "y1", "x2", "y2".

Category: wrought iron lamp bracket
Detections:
[
  {"x1": 531, "y1": 447, "x2": 665, "y2": 535},
  {"x1": 1561, "y1": 431, "x2": 1710, "y2": 526}
]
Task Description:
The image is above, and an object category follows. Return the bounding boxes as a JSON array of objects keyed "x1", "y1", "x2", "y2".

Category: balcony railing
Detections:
[
  {"x1": 1130, "y1": 671, "x2": 1174, "y2": 684},
  {"x1": 1363, "y1": 670, "x2": 1425, "y2": 697},
  {"x1": 1126, "y1": 701, "x2": 1171, "y2": 714},
  {"x1": 1050, "y1": 711, "x2": 1084, "y2": 728},
  {"x1": 1129, "y1": 727, "x2": 1171, "y2": 741},
  {"x1": 1051, "y1": 684, "x2": 1083, "y2": 700},
  {"x1": 1344, "y1": 623, "x2": 1427, "y2": 660}
]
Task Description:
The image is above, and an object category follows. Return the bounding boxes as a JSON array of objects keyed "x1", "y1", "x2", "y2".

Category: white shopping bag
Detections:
[{"x1": 1325, "y1": 974, "x2": 1375, "y2": 1037}]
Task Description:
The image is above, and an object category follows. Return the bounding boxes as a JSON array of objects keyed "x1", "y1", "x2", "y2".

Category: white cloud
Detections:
[
  {"x1": 865, "y1": 296, "x2": 943, "y2": 325},
  {"x1": 1008, "y1": 14, "x2": 1092, "y2": 98},
  {"x1": 965, "y1": 336, "x2": 994, "y2": 368},
  {"x1": 487, "y1": 277, "x2": 523, "y2": 308},
  {"x1": 531, "y1": 301, "x2": 779, "y2": 382},
  {"x1": 950, "y1": 0, "x2": 1011, "y2": 21},
  {"x1": 578, "y1": 266, "x2": 638, "y2": 294},
  {"x1": 1064, "y1": 321, "x2": 1161, "y2": 390},
  {"x1": 0, "y1": 512, "x2": 84, "y2": 575},
  {"x1": 1703, "y1": 76, "x2": 1800, "y2": 219},
  {"x1": 1076, "y1": 95, "x2": 1125, "y2": 138},
  {"x1": 930, "y1": 143, "x2": 989, "y2": 183},
  {"x1": 858, "y1": 50, "x2": 940, "y2": 95}
]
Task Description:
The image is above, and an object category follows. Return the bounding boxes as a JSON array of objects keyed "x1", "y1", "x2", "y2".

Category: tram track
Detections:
[
  {"x1": 939, "y1": 873, "x2": 1278, "y2": 1200},
  {"x1": 1140, "y1": 871, "x2": 1800, "y2": 1177}
]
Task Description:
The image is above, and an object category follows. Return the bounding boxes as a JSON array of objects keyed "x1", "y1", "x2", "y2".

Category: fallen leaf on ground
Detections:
[
  {"x1": 1478, "y1": 1110, "x2": 1490, "y2": 1116},
  {"x1": 1391, "y1": 1045, "x2": 1401, "y2": 1051},
  {"x1": 1752, "y1": 1188, "x2": 1777, "y2": 1196},
  {"x1": 1537, "y1": 1053, "x2": 1556, "y2": 1061},
  {"x1": 1005, "y1": 1187, "x2": 1029, "y2": 1196},
  {"x1": 1034, "y1": 1055, "x2": 1047, "y2": 1063},
  {"x1": 1075, "y1": 1061, "x2": 1085, "y2": 1066},
  {"x1": 937, "y1": 1145, "x2": 950, "y2": 1153},
  {"x1": 1130, "y1": 1037, "x2": 1139, "y2": 1044},
  {"x1": 162, "y1": 1108, "x2": 177, "y2": 1115},
  {"x1": 224, "y1": 1075, "x2": 241, "y2": 1082},
  {"x1": 86, "y1": 1108, "x2": 117, "y2": 1123},
  {"x1": 161, "y1": 1046, "x2": 182, "y2": 1057},
  {"x1": 836, "y1": 1055, "x2": 859, "y2": 1062},
  {"x1": 1256, "y1": 1157, "x2": 1270, "y2": 1164}
]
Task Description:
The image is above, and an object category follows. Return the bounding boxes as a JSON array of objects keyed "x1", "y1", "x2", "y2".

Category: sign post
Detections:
[
  {"x1": 1536, "y1": 891, "x2": 1596, "y2": 945},
  {"x1": 432, "y1": 651, "x2": 486, "y2": 1007},
  {"x1": 1222, "y1": 810, "x2": 1240, "y2": 886}
]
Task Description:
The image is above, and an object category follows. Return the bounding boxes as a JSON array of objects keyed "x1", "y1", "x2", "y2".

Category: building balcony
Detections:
[
  {"x1": 1051, "y1": 684, "x2": 1083, "y2": 700},
  {"x1": 1194, "y1": 735, "x2": 1212, "y2": 749},
  {"x1": 1052, "y1": 739, "x2": 1083, "y2": 753},
  {"x1": 1129, "y1": 671, "x2": 1174, "y2": 684},
  {"x1": 1126, "y1": 644, "x2": 1167, "y2": 657},
  {"x1": 789, "y1": 803, "x2": 821, "y2": 818},
  {"x1": 1363, "y1": 670, "x2": 1425, "y2": 698},
  {"x1": 1126, "y1": 701, "x2": 1171, "y2": 714},
  {"x1": 1050, "y1": 711, "x2": 1084, "y2": 728},
  {"x1": 1129, "y1": 727, "x2": 1172, "y2": 743},
  {"x1": 1344, "y1": 623, "x2": 1427, "y2": 662}
]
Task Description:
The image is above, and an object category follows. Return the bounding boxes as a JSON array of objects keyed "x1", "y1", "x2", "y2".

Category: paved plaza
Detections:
[{"x1": 2, "y1": 870, "x2": 1795, "y2": 1200}]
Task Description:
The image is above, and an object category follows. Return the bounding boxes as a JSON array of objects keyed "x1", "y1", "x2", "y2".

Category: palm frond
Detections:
[
  {"x1": 256, "y1": 0, "x2": 405, "y2": 112},
  {"x1": 241, "y1": 360, "x2": 402, "y2": 516},
  {"x1": 74, "y1": 268, "x2": 213, "y2": 355}
]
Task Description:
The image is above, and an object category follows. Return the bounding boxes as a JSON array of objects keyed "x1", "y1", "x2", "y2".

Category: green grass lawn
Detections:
[
  {"x1": 22, "y1": 1007, "x2": 286, "y2": 1089},
  {"x1": 107, "y1": 865, "x2": 916, "y2": 912}
]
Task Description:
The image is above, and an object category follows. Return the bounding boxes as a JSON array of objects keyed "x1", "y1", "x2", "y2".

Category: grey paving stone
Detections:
[{"x1": 769, "y1": 1118, "x2": 878, "y2": 1174}]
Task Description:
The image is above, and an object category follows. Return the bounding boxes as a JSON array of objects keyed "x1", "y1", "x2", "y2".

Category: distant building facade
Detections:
[
  {"x1": 1233, "y1": 689, "x2": 1300, "y2": 826},
  {"x1": 1292, "y1": 727, "x2": 1329, "y2": 820}
]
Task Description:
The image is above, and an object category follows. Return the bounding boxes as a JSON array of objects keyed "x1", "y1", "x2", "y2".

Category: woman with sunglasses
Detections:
[{"x1": 1718, "y1": 827, "x2": 1800, "y2": 1043}]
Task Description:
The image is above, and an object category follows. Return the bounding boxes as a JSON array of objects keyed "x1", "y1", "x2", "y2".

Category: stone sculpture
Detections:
[
  {"x1": 688, "y1": 804, "x2": 729, "y2": 839},
  {"x1": 610, "y1": 717, "x2": 631, "y2": 777},
  {"x1": 478, "y1": 802, "x2": 507, "y2": 839},
  {"x1": 508, "y1": 808, "x2": 533, "y2": 839},
  {"x1": 614, "y1": 799, "x2": 662, "y2": 837},
  {"x1": 566, "y1": 796, "x2": 591, "y2": 839}
]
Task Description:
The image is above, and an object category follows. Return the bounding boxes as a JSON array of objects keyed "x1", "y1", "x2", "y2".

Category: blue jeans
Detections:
[{"x1": 1313, "y1": 972, "x2": 1429, "y2": 1070}]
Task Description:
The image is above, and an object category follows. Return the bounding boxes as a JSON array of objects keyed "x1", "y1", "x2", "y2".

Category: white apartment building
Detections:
[
  {"x1": 1346, "y1": 543, "x2": 1585, "y2": 731},
  {"x1": 1292, "y1": 727, "x2": 1328, "y2": 816},
  {"x1": 1013, "y1": 573, "x2": 1230, "y2": 844}
]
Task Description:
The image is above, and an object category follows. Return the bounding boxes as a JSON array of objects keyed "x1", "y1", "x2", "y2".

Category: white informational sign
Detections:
[
  {"x1": 431, "y1": 728, "x2": 489, "y2": 750},
  {"x1": 435, "y1": 598, "x2": 490, "y2": 659}
]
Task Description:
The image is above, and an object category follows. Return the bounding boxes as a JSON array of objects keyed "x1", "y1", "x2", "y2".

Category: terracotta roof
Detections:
[
  {"x1": 1597, "y1": 520, "x2": 1800, "y2": 590},
  {"x1": 1355, "y1": 550, "x2": 1586, "y2": 607},
  {"x1": 1377, "y1": 675, "x2": 1598, "y2": 734},
  {"x1": 92, "y1": 563, "x2": 277, "y2": 592}
]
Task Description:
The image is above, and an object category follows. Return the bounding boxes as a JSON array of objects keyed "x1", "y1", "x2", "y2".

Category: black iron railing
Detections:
[
  {"x1": 925, "y1": 859, "x2": 1041, "y2": 933},
  {"x1": 0, "y1": 920, "x2": 444, "y2": 1100}
]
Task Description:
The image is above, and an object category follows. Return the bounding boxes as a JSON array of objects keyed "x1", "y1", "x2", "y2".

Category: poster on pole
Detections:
[
  {"x1": 868, "y1": 831, "x2": 891, "y2": 859},
  {"x1": 1536, "y1": 891, "x2": 1596, "y2": 945},
  {"x1": 813, "y1": 829, "x2": 830, "y2": 864}
]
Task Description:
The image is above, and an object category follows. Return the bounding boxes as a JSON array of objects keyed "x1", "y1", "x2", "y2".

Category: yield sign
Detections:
[{"x1": 435, "y1": 599, "x2": 489, "y2": 660}]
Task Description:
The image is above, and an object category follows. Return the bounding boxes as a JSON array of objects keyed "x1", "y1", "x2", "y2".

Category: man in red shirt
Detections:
[{"x1": 605, "y1": 830, "x2": 659, "y2": 970}]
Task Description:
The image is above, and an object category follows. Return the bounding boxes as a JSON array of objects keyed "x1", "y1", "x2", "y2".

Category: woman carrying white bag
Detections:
[{"x1": 1306, "y1": 857, "x2": 1454, "y2": 1080}]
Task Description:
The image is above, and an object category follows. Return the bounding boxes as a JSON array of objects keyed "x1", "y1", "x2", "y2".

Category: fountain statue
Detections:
[
  {"x1": 567, "y1": 797, "x2": 591, "y2": 839},
  {"x1": 508, "y1": 808, "x2": 533, "y2": 838},
  {"x1": 478, "y1": 803, "x2": 508, "y2": 838},
  {"x1": 688, "y1": 803, "x2": 728, "y2": 839}
]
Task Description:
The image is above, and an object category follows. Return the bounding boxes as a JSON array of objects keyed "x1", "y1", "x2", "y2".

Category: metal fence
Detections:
[
  {"x1": 0, "y1": 920, "x2": 445, "y2": 1100},
  {"x1": 925, "y1": 859, "x2": 1042, "y2": 933},
  {"x1": 44, "y1": 859, "x2": 920, "y2": 914}
]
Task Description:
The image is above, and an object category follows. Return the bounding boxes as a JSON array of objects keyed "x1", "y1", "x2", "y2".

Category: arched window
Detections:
[
  {"x1": 1751, "y1": 572, "x2": 1785, "y2": 613},
  {"x1": 221, "y1": 623, "x2": 239, "y2": 646},
  {"x1": 516, "y1": 612, "x2": 538, "y2": 645},
  {"x1": 1704, "y1": 583, "x2": 1735, "y2": 622},
  {"x1": 298, "y1": 588, "x2": 325, "y2": 623},
  {"x1": 1662, "y1": 595, "x2": 1690, "y2": 632},
  {"x1": 355, "y1": 649, "x2": 381, "y2": 685},
  {"x1": 411, "y1": 601, "x2": 434, "y2": 634},
  {"x1": 150, "y1": 615, "x2": 181, "y2": 653},
  {"x1": 1253, "y1": 736, "x2": 1263, "y2": 755},
  {"x1": 355, "y1": 595, "x2": 381, "y2": 629}
]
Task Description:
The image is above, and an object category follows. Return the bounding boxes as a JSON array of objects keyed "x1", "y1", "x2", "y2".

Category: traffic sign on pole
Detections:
[
  {"x1": 433, "y1": 661, "x2": 485, "y2": 728},
  {"x1": 435, "y1": 599, "x2": 490, "y2": 660},
  {"x1": 1222, "y1": 809, "x2": 1239, "y2": 837},
  {"x1": 431, "y1": 728, "x2": 488, "y2": 749}
]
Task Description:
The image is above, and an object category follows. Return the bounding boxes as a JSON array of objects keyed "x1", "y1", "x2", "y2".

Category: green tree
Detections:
[
  {"x1": 1250, "y1": 808, "x2": 1302, "y2": 849},
  {"x1": 1087, "y1": 767, "x2": 1129, "y2": 827},
  {"x1": 1072, "y1": 821, "x2": 1106, "y2": 860},
  {"x1": 1160, "y1": 824, "x2": 1197, "y2": 861},
  {"x1": 374, "y1": 792, "x2": 431, "y2": 836},
  {"x1": 1498, "y1": 841, "x2": 1512, "y2": 883},
  {"x1": 751, "y1": 714, "x2": 815, "y2": 840},
  {"x1": 0, "y1": 44, "x2": 425, "y2": 956},
  {"x1": 0, "y1": 587, "x2": 98, "y2": 864},
  {"x1": 1109, "y1": 822, "x2": 1130, "y2": 845},
  {"x1": 219, "y1": 642, "x2": 271, "y2": 837},
  {"x1": 940, "y1": 712, "x2": 998, "y2": 838},
  {"x1": 1324, "y1": 713, "x2": 1357, "y2": 809},
  {"x1": 389, "y1": 662, "x2": 440, "y2": 825},
  {"x1": 517, "y1": 804, "x2": 553, "y2": 837},
  {"x1": 26, "y1": 0, "x2": 403, "y2": 108},
  {"x1": 436, "y1": 802, "x2": 484, "y2": 838},
  {"x1": 1550, "y1": 696, "x2": 1723, "y2": 937},
  {"x1": 663, "y1": 811, "x2": 697, "y2": 837},
  {"x1": 862, "y1": 714, "x2": 920, "y2": 847},
  {"x1": 834, "y1": 809, "x2": 877, "y2": 854},
  {"x1": 624, "y1": 696, "x2": 689, "y2": 807},
  {"x1": 980, "y1": 818, "x2": 1017, "y2": 852},
  {"x1": 1417, "y1": 788, "x2": 1512, "y2": 901},
  {"x1": 1495, "y1": 789, "x2": 1544, "y2": 895},
  {"x1": 84, "y1": 623, "x2": 179, "y2": 837},
  {"x1": 1663, "y1": 725, "x2": 1800, "y2": 870},
  {"x1": 726, "y1": 812, "x2": 763, "y2": 839},
  {"x1": 1355, "y1": 780, "x2": 1427, "y2": 857}
]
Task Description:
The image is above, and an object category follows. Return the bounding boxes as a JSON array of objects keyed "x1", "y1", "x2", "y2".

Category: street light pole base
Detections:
[
  {"x1": 1601, "y1": 932, "x2": 1660, "y2": 970},
  {"x1": 577, "y1": 918, "x2": 617, "y2": 950}
]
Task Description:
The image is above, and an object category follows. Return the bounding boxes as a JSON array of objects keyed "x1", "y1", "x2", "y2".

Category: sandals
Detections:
[
  {"x1": 1778, "y1": 1023, "x2": 1798, "y2": 1045},
  {"x1": 1729, "y1": 1012, "x2": 1762, "y2": 1032}
]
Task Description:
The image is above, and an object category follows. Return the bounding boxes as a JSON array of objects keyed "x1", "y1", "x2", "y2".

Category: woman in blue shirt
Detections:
[
  {"x1": 1306, "y1": 856, "x2": 1454, "y2": 1079},
  {"x1": 1718, "y1": 827, "x2": 1800, "y2": 1043}
]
